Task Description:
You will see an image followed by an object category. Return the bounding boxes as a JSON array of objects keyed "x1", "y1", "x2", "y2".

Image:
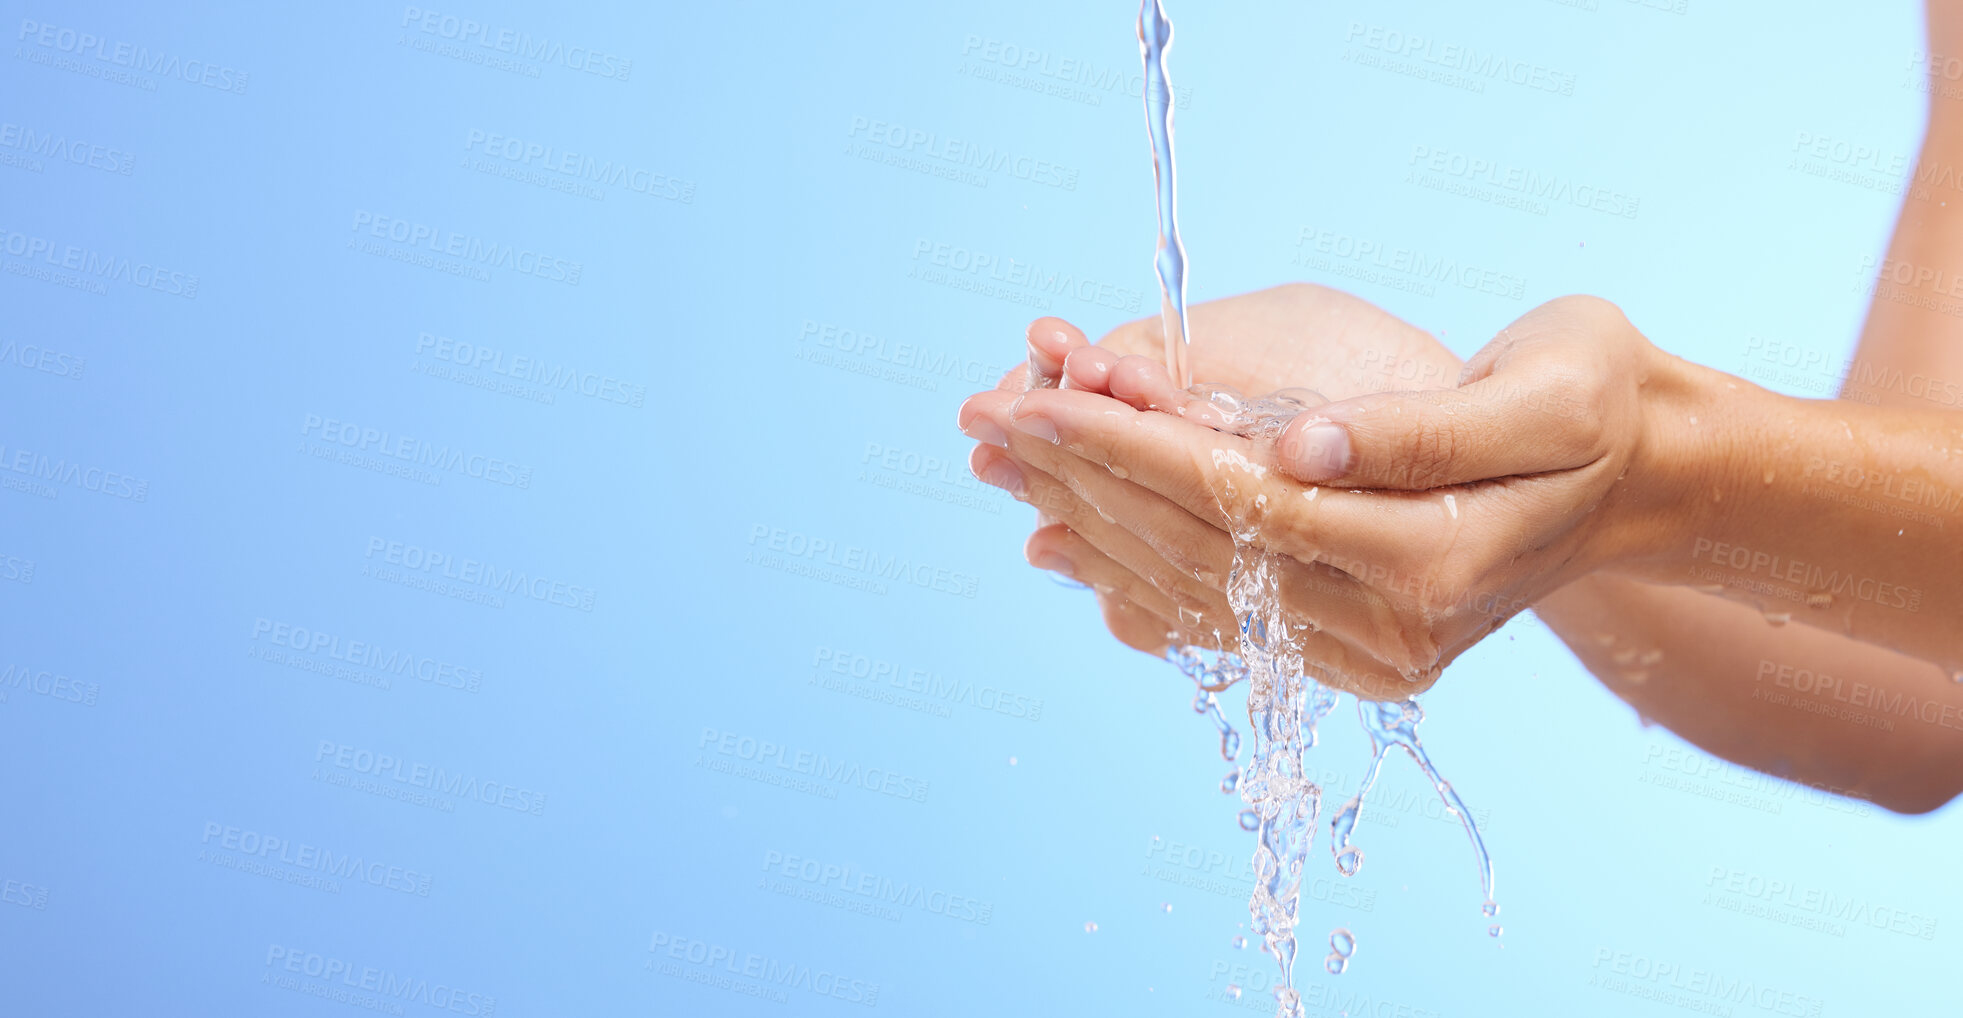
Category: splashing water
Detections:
[
  {"x1": 1138, "y1": 0, "x2": 1192, "y2": 391},
  {"x1": 1131, "y1": 6, "x2": 1493, "y2": 1010},
  {"x1": 1160, "y1": 390, "x2": 1497, "y2": 1016}
]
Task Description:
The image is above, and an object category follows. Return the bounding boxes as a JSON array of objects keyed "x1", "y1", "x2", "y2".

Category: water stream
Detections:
[{"x1": 1139, "y1": 4, "x2": 1497, "y2": 1013}]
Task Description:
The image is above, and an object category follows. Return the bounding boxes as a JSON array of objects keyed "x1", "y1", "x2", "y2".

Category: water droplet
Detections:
[
  {"x1": 1083, "y1": 921, "x2": 1098, "y2": 933},
  {"x1": 1763, "y1": 610, "x2": 1791, "y2": 627},
  {"x1": 1442, "y1": 493, "x2": 1458, "y2": 520},
  {"x1": 1482, "y1": 900, "x2": 1499, "y2": 917},
  {"x1": 1231, "y1": 935, "x2": 1246, "y2": 949},
  {"x1": 1324, "y1": 954, "x2": 1348, "y2": 975},
  {"x1": 1489, "y1": 925, "x2": 1504, "y2": 938},
  {"x1": 1335, "y1": 847, "x2": 1363, "y2": 876},
  {"x1": 1762, "y1": 468, "x2": 1776, "y2": 485},
  {"x1": 1329, "y1": 928, "x2": 1356, "y2": 956},
  {"x1": 1109, "y1": 464, "x2": 1130, "y2": 480},
  {"x1": 1095, "y1": 505, "x2": 1117, "y2": 524},
  {"x1": 1225, "y1": 984, "x2": 1242, "y2": 1000},
  {"x1": 1220, "y1": 770, "x2": 1241, "y2": 794},
  {"x1": 1238, "y1": 809, "x2": 1259, "y2": 831},
  {"x1": 1161, "y1": 902, "x2": 1173, "y2": 914}
]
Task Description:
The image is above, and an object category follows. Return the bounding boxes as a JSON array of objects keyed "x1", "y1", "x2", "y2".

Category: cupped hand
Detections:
[
  {"x1": 963, "y1": 284, "x2": 1468, "y2": 699},
  {"x1": 966, "y1": 292, "x2": 1691, "y2": 696}
]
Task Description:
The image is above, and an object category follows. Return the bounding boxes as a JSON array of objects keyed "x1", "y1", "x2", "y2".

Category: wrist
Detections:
[{"x1": 1602, "y1": 339, "x2": 1737, "y2": 575}]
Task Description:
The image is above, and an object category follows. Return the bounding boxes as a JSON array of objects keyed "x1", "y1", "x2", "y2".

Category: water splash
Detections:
[
  {"x1": 1138, "y1": 0, "x2": 1192, "y2": 390},
  {"x1": 1324, "y1": 928, "x2": 1356, "y2": 975},
  {"x1": 1166, "y1": 395, "x2": 1496, "y2": 1014}
]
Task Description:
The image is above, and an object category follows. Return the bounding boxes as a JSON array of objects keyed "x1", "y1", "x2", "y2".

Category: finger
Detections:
[
  {"x1": 985, "y1": 419, "x2": 1420, "y2": 669},
  {"x1": 1061, "y1": 345, "x2": 1119, "y2": 393},
  {"x1": 1025, "y1": 317, "x2": 1090, "y2": 388},
  {"x1": 972, "y1": 444, "x2": 1234, "y2": 633},
  {"x1": 1103, "y1": 354, "x2": 1240, "y2": 430},
  {"x1": 957, "y1": 389, "x2": 1015, "y2": 450},
  {"x1": 1272, "y1": 304, "x2": 1617, "y2": 489},
  {"x1": 986, "y1": 437, "x2": 1442, "y2": 684},
  {"x1": 1028, "y1": 522, "x2": 1421, "y2": 698},
  {"x1": 1026, "y1": 524, "x2": 1188, "y2": 633},
  {"x1": 997, "y1": 388, "x2": 1436, "y2": 576}
]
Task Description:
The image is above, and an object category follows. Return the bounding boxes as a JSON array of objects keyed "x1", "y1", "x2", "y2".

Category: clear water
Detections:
[
  {"x1": 1161, "y1": 397, "x2": 1498, "y2": 1015},
  {"x1": 1134, "y1": 7, "x2": 1495, "y2": 1011},
  {"x1": 1137, "y1": 0, "x2": 1192, "y2": 391}
]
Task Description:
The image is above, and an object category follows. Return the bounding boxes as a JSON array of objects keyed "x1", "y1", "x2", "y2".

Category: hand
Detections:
[
  {"x1": 962, "y1": 284, "x2": 1466, "y2": 698},
  {"x1": 967, "y1": 293, "x2": 1693, "y2": 696}
]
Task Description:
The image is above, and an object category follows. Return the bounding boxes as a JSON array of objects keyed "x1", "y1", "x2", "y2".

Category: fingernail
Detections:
[
  {"x1": 1284, "y1": 421, "x2": 1352, "y2": 481},
  {"x1": 963, "y1": 416, "x2": 1010, "y2": 448},
  {"x1": 1009, "y1": 410, "x2": 1059, "y2": 443},
  {"x1": 1030, "y1": 550, "x2": 1074, "y2": 577},
  {"x1": 976, "y1": 459, "x2": 1026, "y2": 497}
]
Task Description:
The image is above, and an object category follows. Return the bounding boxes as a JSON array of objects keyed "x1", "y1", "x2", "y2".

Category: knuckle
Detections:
[{"x1": 1403, "y1": 414, "x2": 1459, "y2": 487}]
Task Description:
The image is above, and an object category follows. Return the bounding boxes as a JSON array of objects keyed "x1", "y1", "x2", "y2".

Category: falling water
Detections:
[
  {"x1": 1131, "y1": 5, "x2": 1494, "y2": 1011},
  {"x1": 1138, "y1": 0, "x2": 1192, "y2": 390},
  {"x1": 1161, "y1": 393, "x2": 1498, "y2": 1017}
]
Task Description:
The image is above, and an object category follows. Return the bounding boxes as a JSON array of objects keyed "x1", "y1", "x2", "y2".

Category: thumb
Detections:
[{"x1": 1273, "y1": 355, "x2": 1597, "y2": 490}]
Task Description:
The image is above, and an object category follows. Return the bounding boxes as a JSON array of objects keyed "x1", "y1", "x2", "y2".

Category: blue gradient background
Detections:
[{"x1": 3, "y1": 0, "x2": 1956, "y2": 1014}]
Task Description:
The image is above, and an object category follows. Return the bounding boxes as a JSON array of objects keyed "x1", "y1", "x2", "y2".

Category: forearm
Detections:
[
  {"x1": 1600, "y1": 351, "x2": 1963, "y2": 672},
  {"x1": 1535, "y1": 573, "x2": 1963, "y2": 813}
]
